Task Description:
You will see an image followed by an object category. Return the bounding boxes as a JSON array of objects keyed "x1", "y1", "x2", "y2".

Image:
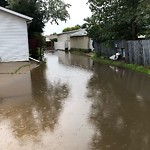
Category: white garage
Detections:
[{"x1": 0, "y1": 6, "x2": 32, "y2": 62}]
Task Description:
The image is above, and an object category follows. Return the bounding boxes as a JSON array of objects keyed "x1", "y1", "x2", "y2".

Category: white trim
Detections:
[
  {"x1": 70, "y1": 29, "x2": 87, "y2": 37},
  {"x1": 29, "y1": 57, "x2": 40, "y2": 63},
  {"x1": 0, "y1": 6, "x2": 32, "y2": 21},
  {"x1": 57, "y1": 29, "x2": 81, "y2": 35}
]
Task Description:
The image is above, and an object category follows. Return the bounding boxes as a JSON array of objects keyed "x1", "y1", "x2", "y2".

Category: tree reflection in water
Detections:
[
  {"x1": 87, "y1": 63, "x2": 150, "y2": 150},
  {"x1": 0, "y1": 64, "x2": 69, "y2": 139}
]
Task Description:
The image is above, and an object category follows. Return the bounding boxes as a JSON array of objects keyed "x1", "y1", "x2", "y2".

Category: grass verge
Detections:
[
  {"x1": 92, "y1": 54, "x2": 150, "y2": 75},
  {"x1": 70, "y1": 49, "x2": 91, "y2": 55}
]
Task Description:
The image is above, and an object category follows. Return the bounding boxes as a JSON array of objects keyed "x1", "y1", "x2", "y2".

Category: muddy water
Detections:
[{"x1": 0, "y1": 51, "x2": 150, "y2": 150}]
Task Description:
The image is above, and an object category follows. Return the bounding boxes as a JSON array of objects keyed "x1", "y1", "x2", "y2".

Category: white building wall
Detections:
[
  {"x1": 57, "y1": 33, "x2": 76, "y2": 50},
  {"x1": 54, "y1": 42, "x2": 65, "y2": 50},
  {"x1": 0, "y1": 10, "x2": 29, "y2": 62},
  {"x1": 57, "y1": 34, "x2": 68, "y2": 42},
  {"x1": 70, "y1": 36, "x2": 89, "y2": 50},
  {"x1": 89, "y1": 39, "x2": 94, "y2": 51},
  {"x1": 55, "y1": 34, "x2": 67, "y2": 50}
]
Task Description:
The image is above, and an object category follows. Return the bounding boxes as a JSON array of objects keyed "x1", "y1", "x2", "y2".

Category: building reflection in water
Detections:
[
  {"x1": 57, "y1": 51, "x2": 94, "y2": 70},
  {"x1": 87, "y1": 63, "x2": 150, "y2": 150},
  {"x1": 0, "y1": 63, "x2": 69, "y2": 141}
]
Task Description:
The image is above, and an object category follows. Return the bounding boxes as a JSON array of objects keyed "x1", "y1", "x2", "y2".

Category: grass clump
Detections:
[
  {"x1": 92, "y1": 54, "x2": 150, "y2": 75},
  {"x1": 70, "y1": 48, "x2": 91, "y2": 55}
]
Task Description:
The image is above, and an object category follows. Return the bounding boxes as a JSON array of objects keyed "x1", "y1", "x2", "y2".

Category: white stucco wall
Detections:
[
  {"x1": 56, "y1": 31, "x2": 79, "y2": 50},
  {"x1": 89, "y1": 39, "x2": 94, "y2": 51},
  {"x1": 57, "y1": 34, "x2": 68, "y2": 42},
  {"x1": 70, "y1": 36, "x2": 89, "y2": 50},
  {"x1": 0, "y1": 10, "x2": 29, "y2": 62},
  {"x1": 57, "y1": 34, "x2": 69, "y2": 50},
  {"x1": 54, "y1": 42, "x2": 65, "y2": 50}
]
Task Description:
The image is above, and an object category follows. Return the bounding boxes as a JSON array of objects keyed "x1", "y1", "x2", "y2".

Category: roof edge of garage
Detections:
[{"x1": 0, "y1": 6, "x2": 32, "y2": 21}]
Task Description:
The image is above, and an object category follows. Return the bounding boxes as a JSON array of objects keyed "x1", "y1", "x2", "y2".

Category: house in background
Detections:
[
  {"x1": 70, "y1": 29, "x2": 94, "y2": 52},
  {"x1": 0, "y1": 6, "x2": 32, "y2": 62},
  {"x1": 54, "y1": 30, "x2": 80, "y2": 51},
  {"x1": 54, "y1": 29, "x2": 94, "y2": 52},
  {"x1": 45, "y1": 34, "x2": 57, "y2": 49}
]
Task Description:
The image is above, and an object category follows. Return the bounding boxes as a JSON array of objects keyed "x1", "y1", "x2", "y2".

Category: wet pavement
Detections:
[
  {"x1": 0, "y1": 51, "x2": 150, "y2": 150},
  {"x1": 0, "y1": 61, "x2": 38, "y2": 88}
]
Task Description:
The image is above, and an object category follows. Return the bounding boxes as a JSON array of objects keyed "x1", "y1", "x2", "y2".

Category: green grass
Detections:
[
  {"x1": 14, "y1": 64, "x2": 30, "y2": 74},
  {"x1": 0, "y1": 64, "x2": 30, "y2": 75},
  {"x1": 70, "y1": 50, "x2": 85, "y2": 55},
  {"x1": 92, "y1": 54, "x2": 150, "y2": 75},
  {"x1": 70, "y1": 48, "x2": 91, "y2": 55}
]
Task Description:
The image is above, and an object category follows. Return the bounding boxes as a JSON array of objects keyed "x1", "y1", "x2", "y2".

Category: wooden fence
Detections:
[
  {"x1": 94, "y1": 40, "x2": 150, "y2": 66},
  {"x1": 94, "y1": 40, "x2": 126, "y2": 57},
  {"x1": 126, "y1": 40, "x2": 150, "y2": 66}
]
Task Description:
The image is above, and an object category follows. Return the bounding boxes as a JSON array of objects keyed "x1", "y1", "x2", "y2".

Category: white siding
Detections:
[
  {"x1": 57, "y1": 33, "x2": 74, "y2": 50},
  {"x1": 54, "y1": 42, "x2": 65, "y2": 50},
  {"x1": 70, "y1": 36, "x2": 89, "y2": 50},
  {"x1": 0, "y1": 10, "x2": 29, "y2": 62},
  {"x1": 89, "y1": 39, "x2": 94, "y2": 51}
]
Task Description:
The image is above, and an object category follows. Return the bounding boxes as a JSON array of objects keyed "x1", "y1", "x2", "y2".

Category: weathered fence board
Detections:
[
  {"x1": 95, "y1": 40, "x2": 150, "y2": 66},
  {"x1": 94, "y1": 40, "x2": 126, "y2": 57},
  {"x1": 142, "y1": 40, "x2": 150, "y2": 66}
]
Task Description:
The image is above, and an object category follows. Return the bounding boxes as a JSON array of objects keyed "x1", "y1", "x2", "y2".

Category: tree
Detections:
[
  {"x1": 8, "y1": 0, "x2": 71, "y2": 59},
  {"x1": 81, "y1": 23, "x2": 87, "y2": 29},
  {"x1": 86, "y1": 0, "x2": 150, "y2": 41},
  {"x1": 9, "y1": 0, "x2": 44, "y2": 37},
  {"x1": 62, "y1": 25, "x2": 80, "y2": 32},
  {"x1": 9, "y1": 0, "x2": 71, "y2": 37},
  {"x1": 84, "y1": 17, "x2": 104, "y2": 42},
  {"x1": 0, "y1": 0, "x2": 8, "y2": 7}
]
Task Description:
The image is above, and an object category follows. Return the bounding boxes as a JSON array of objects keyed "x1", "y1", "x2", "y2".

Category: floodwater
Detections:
[{"x1": 0, "y1": 51, "x2": 150, "y2": 150}]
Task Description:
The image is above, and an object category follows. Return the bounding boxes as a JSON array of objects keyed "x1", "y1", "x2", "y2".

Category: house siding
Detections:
[
  {"x1": 70, "y1": 36, "x2": 89, "y2": 50},
  {"x1": 55, "y1": 30, "x2": 80, "y2": 50},
  {"x1": 57, "y1": 34, "x2": 70, "y2": 50},
  {"x1": 0, "y1": 10, "x2": 29, "y2": 62}
]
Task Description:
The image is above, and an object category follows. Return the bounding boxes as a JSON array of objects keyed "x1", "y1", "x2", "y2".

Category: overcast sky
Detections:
[{"x1": 44, "y1": 0, "x2": 92, "y2": 35}]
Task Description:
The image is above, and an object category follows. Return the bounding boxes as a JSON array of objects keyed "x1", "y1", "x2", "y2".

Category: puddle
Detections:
[{"x1": 0, "y1": 51, "x2": 150, "y2": 150}]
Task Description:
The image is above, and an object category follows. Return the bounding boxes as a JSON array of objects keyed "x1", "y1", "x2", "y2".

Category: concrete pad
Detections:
[
  {"x1": 0, "y1": 61, "x2": 38, "y2": 87},
  {"x1": 0, "y1": 61, "x2": 37, "y2": 74}
]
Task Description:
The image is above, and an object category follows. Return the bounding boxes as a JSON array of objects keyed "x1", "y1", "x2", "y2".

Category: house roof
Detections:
[
  {"x1": 0, "y1": 6, "x2": 32, "y2": 22},
  {"x1": 70, "y1": 29, "x2": 87, "y2": 37},
  {"x1": 57, "y1": 29, "x2": 81, "y2": 36},
  {"x1": 45, "y1": 34, "x2": 57, "y2": 40}
]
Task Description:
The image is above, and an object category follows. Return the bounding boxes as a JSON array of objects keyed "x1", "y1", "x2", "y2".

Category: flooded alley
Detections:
[{"x1": 0, "y1": 51, "x2": 150, "y2": 150}]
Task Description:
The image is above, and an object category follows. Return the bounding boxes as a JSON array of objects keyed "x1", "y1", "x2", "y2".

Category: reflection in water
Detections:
[
  {"x1": 31, "y1": 64, "x2": 69, "y2": 134},
  {"x1": 0, "y1": 51, "x2": 150, "y2": 150},
  {"x1": 0, "y1": 63, "x2": 69, "y2": 140},
  {"x1": 87, "y1": 63, "x2": 150, "y2": 150},
  {"x1": 58, "y1": 51, "x2": 94, "y2": 70}
]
